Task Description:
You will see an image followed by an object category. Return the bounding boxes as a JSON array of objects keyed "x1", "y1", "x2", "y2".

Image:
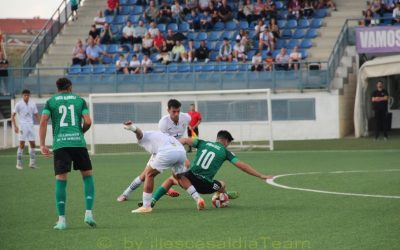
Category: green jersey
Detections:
[
  {"x1": 42, "y1": 92, "x2": 89, "y2": 150},
  {"x1": 190, "y1": 139, "x2": 238, "y2": 183}
]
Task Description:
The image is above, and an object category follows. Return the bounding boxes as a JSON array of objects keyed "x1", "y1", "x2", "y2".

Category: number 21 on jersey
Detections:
[{"x1": 59, "y1": 105, "x2": 76, "y2": 127}]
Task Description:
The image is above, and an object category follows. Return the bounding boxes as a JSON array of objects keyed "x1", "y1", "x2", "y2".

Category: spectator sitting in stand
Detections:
[
  {"x1": 121, "y1": 20, "x2": 135, "y2": 44},
  {"x1": 158, "y1": 0, "x2": 172, "y2": 24},
  {"x1": 171, "y1": 0, "x2": 185, "y2": 24},
  {"x1": 94, "y1": 11, "x2": 106, "y2": 33},
  {"x1": 218, "y1": 0, "x2": 233, "y2": 22},
  {"x1": 144, "y1": 0, "x2": 160, "y2": 23},
  {"x1": 153, "y1": 30, "x2": 165, "y2": 52},
  {"x1": 254, "y1": 19, "x2": 266, "y2": 39},
  {"x1": 116, "y1": 53, "x2": 129, "y2": 74},
  {"x1": 129, "y1": 54, "x2": 141, "y2": 74},
  {"x1": 184, "y1": 0, "x2": 198, "y2": 15},
  {"x1": 275, "y1": 48, "x2": 290, "y2": 70},
  {"x1": 171, "y1": 40, "x2": 188, "y2": 62},
  {"x1": 238, "y1": 0, "x2": 254, "y2": 23},
  {"x1": 72, "y1": 39, "x2": 87, "y2": 66},
  {"x1": 216, "y1": 37, "x2": 232, "y2": 62},
  {"x1": 199, "y1": 10, "x2": 213, "y2": 31},
  {"x1": 186, "y1": 39, "x2": 196, "y2": 62},
  {"x1": 253, "y1": 0, "x2": 265, "y2": 21},
  {"x1": 258, "y1": 27, "x2": 275, "y2": 52},
  {"x1": 86, "y1": 36, "x2": 112, "y2": 64},
  {"x1": 264, "y1": 51, "x2": 274, "y2": 71},
  {"x1": 289, "y1": 45, "x2": 302, "y2": 70},
  {"x1": 236, "y1": 29, "x2": 252, "y2": 52},
  {"x1": 142, "y1": 32, "x2": 154, "y2": 55},
  {"x1": 233, "y1": 39, "x2": 247, "y2": 63},
  {"x1": 89, "y1": 24, "x2": 101, "y2": 43},
  {"x1": 141, "y1": 54, "x2": 153, "y2": 73},
  {"x1": 302, "y1": 0, "x2": 314, "y2": 18},
  {"x1": 382, "y1": 0, "x2": 396, "y2": 13},
  {"x1": 198, "y1": 0, "x2": 213, "y2": 12},
  {"x1": 148, "y1": 22, "x2": 159, "y2": 38},
  {"x1": 165, "y1": 29, "x2": 176, "y2": 51},
  {"x1": 288, "y1": 0, "x2": 301, "y2": 19},
  {"x1": 156, "y1": 42, "x2": 172, "y2": 64},
  {"x1": 105, "y1": 0, "x2": 119, "y2": 15},
  {"x1": 133, "y1": 21, "x2": 147, "y2": 52},
  {"x1": 194, "y1": 40, "x2": 210, "y2": 62},
  {"x1": 269, "y1": 18, "x2": 280, "y2": 39},
  {"x1": 100, "y1": 23, "x2": 115, "y2": 44},
  {"x1": 251, "y1": 50, "x2": 263, "y2": 71},
  {"x1": 186, "y1": 9, "x2": 200, "y2": 32},
  {"x1": 393, "y1": 3, "x2": 400, "y2": 24}
]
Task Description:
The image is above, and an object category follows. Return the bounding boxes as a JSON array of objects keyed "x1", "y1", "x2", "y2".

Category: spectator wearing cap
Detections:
[
  {"x1": 195, "y1": 40, "x2": 210, "y2": 63},
  {"x1": 217, "y1": 38, "x2": 232, "y2": 62}
]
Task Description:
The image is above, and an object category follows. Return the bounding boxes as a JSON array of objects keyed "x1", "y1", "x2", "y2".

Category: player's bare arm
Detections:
[
  {"x1": 82, "y1": 114, "x2": 92, "y2": 133},
  {"x1": 39, "y1": 114, "x2": 51, "y2": 157},
  {"x1": 179, "y1": 137, "x2": 194, "y2": 145},
  {"x1": 11, "y1": 112, "x2": 18, "y2": 133},
  {"x1": 34, "y1": 113, "x2": 41, "y2": 124},
  {"x1": 234, "y1": 161, "x2": 273, "y2": 180},
  {"x1": 123, "y1": 120, "x2": 143, "y2": 140}
]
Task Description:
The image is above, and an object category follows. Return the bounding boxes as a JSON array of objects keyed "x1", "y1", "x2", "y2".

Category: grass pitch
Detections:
[{"x1": 0, "y1": 136, "x2": 399, "y2": 250}]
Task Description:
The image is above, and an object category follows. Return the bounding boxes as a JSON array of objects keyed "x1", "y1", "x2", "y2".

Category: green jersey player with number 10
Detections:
[
  {"x1": 39, "y1": 78, "x2": 96, "y2": 230},
  {"x1": 148, "y1": 130, "x2": 272, "y2": 208}
]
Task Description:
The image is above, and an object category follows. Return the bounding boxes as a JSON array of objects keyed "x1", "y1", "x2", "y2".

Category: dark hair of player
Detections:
[
  {"x1": 168, "y1": 99, "x2": 181, "y2": 109},
  {"x1": 217, "y1": 130, "x2": 234, "y2": 142},
  {"x1": 56, "y1": 78, "x2": 72, "y2": 91},
  {"x1": 21, "y1": 89, "x2": 31, "y2": 95}
]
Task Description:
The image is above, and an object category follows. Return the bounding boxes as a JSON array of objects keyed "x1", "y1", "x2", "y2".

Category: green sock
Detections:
[
  {"x1": 83, "y1": 176, "x2": 95, "y2": 210},
  {"x1": 153, "y1": 186, "x2": 167, "y2": 202},
  {"x1": 55, "y1": 179, "x2": 67, "y2": 216}
]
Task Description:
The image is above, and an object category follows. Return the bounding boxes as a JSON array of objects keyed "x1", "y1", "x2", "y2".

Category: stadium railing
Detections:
[
  {"x1": 21, "y1": 0, "x2": 82, "y2": 73},
  {"x1": 5, "y1": 62, "x2": 329, "y2": 95}
]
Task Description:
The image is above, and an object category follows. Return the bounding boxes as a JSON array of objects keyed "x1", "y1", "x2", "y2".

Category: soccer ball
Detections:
[{"x1": 211, "y1": 192, "x2": 229, "y2": 208}]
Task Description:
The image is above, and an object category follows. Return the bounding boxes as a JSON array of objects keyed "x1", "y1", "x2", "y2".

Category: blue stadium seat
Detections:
[
  {"x1": 107, "y1": 44, "x2": 120, "y2": 54},
  {"x1": 68, "y1": 65, "x2": 81, "y2": 75},
  {"x1": 178, "y1": 64, "x2": 192, "y2": 72},
  {"x1": 275, "y1": 39, "x2": 287, "y2": 49},
  {"x1": 113, "y1": 15, "x2": 127, "y2": 25},
  {"x1": 128, "y1": 15, "x2": 140, "y2": 24},
  {"x1": 102, "y1": 55, "x2": 114, "y2": 64},
  {"x1": 104, "y1": 65, "x2": 116, "y2": 74},
  {"x1": 287, "y1": 39, "x2": 301, "y2": 49},
  {"x1": 246, "y1": 49, "x2": 256, "y2": 60},
  {"x1": 213, "y1": 22, "x2": 225, "y2": 31},
  {"x1": 201, "y1": 64, "x2": 215, "y2": 72},
  {"x1": 272, "y1": 49, "x2": 280, "y2": 58},
  {"x1": 239, "y1": 21, "x2": 249, "y2": 30},
  {"x1": 119, "y1": 6, "x2": 131, "y2": 15},
  {"x1": 208, "y1": 31, "x2": 220, "y2": 41},
  {"x1": 300, "y1": 49, "x2": 308, "y2": 59},
  {"x1": 225, "y1": 21, "x2": 237, "y2": 31},
  {"x1": 227, "y1": 62, "x2": 239, "y2": 71},
  {"x1": 310, "y1": 18, "x2": 323, "y2": 28},
  {"x1": 314, "y1": 8, "x2": 328, "y2": 18},
  {"x1": 196, "y1": 32, "x2": 208, "y2": 41},
  {"x1": 131, "y1": 6, "x2": 143, "y2": 15},
  {"x1": 120, "y1": 0, "x2": 129, "y2": 5},
  {"x1": 281, "y1": 29, "x2": 292, "y2": 39},
  {"x1": 167, "y1": 64, "x2": 178, "y2": 73},
  {"x1": 150, "y1": 53, "x2": 158, "y2": 62},
  {"x1": 300, "y1": 39, "x2": 313, "y2": 49},
  {"x1": 210, "y1": 51, "x2": 219, "y2": 60},
  {"x1": 194, "y1": 40, "x2": 200, "y2": 48},
  {"x1": 178, "y1": 22, "x2": 190, "y2": 32},
  {"x1": 305, "y1": 28, "x2": 318, "y2": 38},
  {"x1": 128, "y1": 0, "x2": 137, "y2": 5},
  {"x1": 383, "y1": 13, "x2": 393, "y2": 24},
  {"x1": 220, "y1": 31, "x2": 231, "y2": 40},
  {"x1": 293, "y1": 29, "x2": 306, "y2": 39},
  {"x1": 167, "y1": 23, "x2": 178, "y2": 32},
  {"x1": 275, "y1": 1, "x2": 285, "y2": 10},
  {"x1": 153, "y1": 64, "x2": 166, "y2": 73},
  {"x1": 120, "y1": 44, "x2": 131, "y2": 52},
  {"x1": 286, "y1": 19, "x2": 298, "y2": 29},
  {"x1": 81, "y1": 65, "x2": 93, "y2": 74},
  {"x1": 186, "y1": 32, "x2": 196, "y2": 40},
  {"x1": 298, "y1": 19, "x2": 310, "y2": 29},
  {"x1": 156, "y1": 24, "x2": 165, "y2": 33},
  {"x1": 277, "y1": 10, "x2": 289, "y2": 20},
  {"x1": 249, "y1": 21, "x2": 257, "y2": 30},
  {"x1": 105, "y1": 15, "x2": 113, "y2": 24},
  {"x1": 111, "y1": 24, "x2": 122, "y2": 35},
  {"x1": 93, "y1": 65, "x2": 106, "y2": 74},
  {"x1": 277, "y1": 20, "x2": 286, "y2": 29}
]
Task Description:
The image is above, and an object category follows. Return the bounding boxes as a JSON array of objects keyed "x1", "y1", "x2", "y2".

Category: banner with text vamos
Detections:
[{"x1": 356, "y1": 26, "x2": 400, "y2": 54}]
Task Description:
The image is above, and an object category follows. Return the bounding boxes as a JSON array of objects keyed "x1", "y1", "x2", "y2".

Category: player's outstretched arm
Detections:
[
  {"x1": 39, "y1": 114, "x2": 51, "y2": 157},
  {"x1": 234, "y1": 161, "x2": 272, "y2": 180},
  {"x1": 179, "y1": 137, "x2": 194, "y2": 145},
  {"x1": 123, "y1": 120, "x2": 143, "y2": 140},
  {"x1": 82, "y1": 114, "x2": 92, "y2": 133}
]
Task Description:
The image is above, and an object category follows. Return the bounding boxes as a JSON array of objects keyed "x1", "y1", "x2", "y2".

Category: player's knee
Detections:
[{"x1": 218, "y1": 180, "x2": 226, "y2": 192}]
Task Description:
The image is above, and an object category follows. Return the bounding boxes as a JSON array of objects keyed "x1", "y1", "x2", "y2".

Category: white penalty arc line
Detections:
[{"x1": 266, "y1": 169, "x2": 400, "y2": 199}]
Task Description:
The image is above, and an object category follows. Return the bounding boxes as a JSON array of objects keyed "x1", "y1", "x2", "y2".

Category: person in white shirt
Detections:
[
  {"x1": 147, "y1": 22, "x2": 159, "y2": 38},
  {"x1": 258, "y1": 27, "x2": 275, "y2": 51},
  {"x1": 93, "y1": 11, "x2": 106, "y2": 32},
  {"x1": 122, "y1": 121, "x2": 205, "y2": 213},
  {"x1": 118, "y1": 99, "x2": 192, "y2": 202},
  {"x1": 116, "y1": 54, "x2": 129, "y2": 74},
  {"x1": 251, "y1": 50, "x2": 263, "y2": 71},
  {"x1": 121, "y1": 21, "x2": 135, "y2": 44},
  {"x1": 289, "y1": 45, "x2": 302, "y2": 70},
  {"x1": 233, "y1": 39, "x2": 247, "y2": 62},
  {"x1": 393, "y1": 3, "x2": 400, "y2": 24},
  {"x1": 141, "y1": 54, "x2": 153, "y2": 74},
  {"x1": 11, "y1": 89, "x2": 40, "y2": 170},
  {"x1": 128, "y1": 54, "x2": 141, "y2": 74}
]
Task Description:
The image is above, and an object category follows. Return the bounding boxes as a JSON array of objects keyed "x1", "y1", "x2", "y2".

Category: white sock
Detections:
[
  {"x1": 123, "y1": 176, "x2": 142, "y2": 196},
  {"x1": 29, "y1": 148, "x2": 36, "y2": 165},
  {"x1": 142, "y1": 192, "x2": 152, "y2": 208},
  {"x1": 186, "y1": 185, "x2": 200, "y2": 200},
  {"x1": 17, "y1": 147, "x2": 23, "y2": 164},
  {"x1": 85, "y1": 210, "x2": 93, "y2": 217},
  {"x1": 58, "y1": 216, "x2": 66, "y2": 224}
]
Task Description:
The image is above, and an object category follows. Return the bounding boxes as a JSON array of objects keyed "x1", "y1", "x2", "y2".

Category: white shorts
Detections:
[
  {"x1": 148, "y1": 149, "x2": 187, "y2": 174},
  {"x1": 19, "y1": 123, "x2": 36, "y2": 142}
]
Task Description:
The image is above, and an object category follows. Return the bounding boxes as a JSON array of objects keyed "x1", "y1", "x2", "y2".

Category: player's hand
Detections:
[
  {"x1": 14, "y1": 127, "x2": 19, "y2": 134},
  {"x1": 40, "y1": 145, "x2": 52, "y2": 158}
]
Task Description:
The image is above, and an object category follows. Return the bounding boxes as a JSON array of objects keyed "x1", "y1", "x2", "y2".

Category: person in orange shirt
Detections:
[{"x1": 187, "y1": 103, "x2": 202, "y2": 152}]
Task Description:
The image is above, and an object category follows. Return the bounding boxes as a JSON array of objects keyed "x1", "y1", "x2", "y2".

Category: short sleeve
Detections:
[
  {"x1": 13, "y1": 103, "x2": 19, "y2": 113},
  {"x1": 226, "y1": 149, "x2": 238, "y2": 164},
  {"x1": 158, "y1": 116, "x2": 168, "y2": 133},
  {"x1": 32, "y1": 102, "x2": 38, "y2": 114},
  {"x1": 82, "y1": 99, "x2": 89, "y2": 115},
  {"x1": 42, "y1": 100, "x2": 51, "y2": 115},
  {"x1": 192, "y1": 138, "x2": 202, "y2": 148}
]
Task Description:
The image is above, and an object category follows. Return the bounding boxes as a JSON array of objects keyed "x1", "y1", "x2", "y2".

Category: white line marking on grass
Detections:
[{"x1": 266, "y1": 169, "x2": 400, "y2": 199}]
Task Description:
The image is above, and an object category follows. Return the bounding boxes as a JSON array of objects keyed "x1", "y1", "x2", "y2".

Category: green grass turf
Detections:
[{"x1": 0, "y1": 142, "x2": 400, "y2": 249}]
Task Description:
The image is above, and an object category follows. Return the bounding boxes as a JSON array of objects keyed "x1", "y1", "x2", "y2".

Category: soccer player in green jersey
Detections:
[
  {"x1": 39, "y1": 78, "x2": 96, "y2": 230},
  {"x1": 148, "y1": 130, "x2": 272, "y2": 208}
]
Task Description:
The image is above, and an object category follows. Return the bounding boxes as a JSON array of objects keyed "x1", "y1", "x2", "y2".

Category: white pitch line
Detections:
[{"x1": 266, "y1": 169, "x2": 400, "y2": 199}]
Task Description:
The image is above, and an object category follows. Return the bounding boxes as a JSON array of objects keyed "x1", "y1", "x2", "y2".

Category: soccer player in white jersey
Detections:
[
  {"x1": 117, "y1": 99, "x2": 190, "y2": 201},
  {"x1": 123, "y1": 121, "x2": 205, "y2": 213},
  {"x1": 11, "y1": 89, "x2": 40, "y2": 170}
]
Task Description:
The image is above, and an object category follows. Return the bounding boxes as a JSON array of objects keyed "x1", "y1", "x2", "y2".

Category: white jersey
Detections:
[
  {"x1": 139, "y1": 131, "x2": 185, "y2": 154},
  {"x1": 158, "y1": 112, "x2": 191, "y2": 139},
  {"x1": 14, "y1": 100, "x2": 38, "y2": 124}
]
